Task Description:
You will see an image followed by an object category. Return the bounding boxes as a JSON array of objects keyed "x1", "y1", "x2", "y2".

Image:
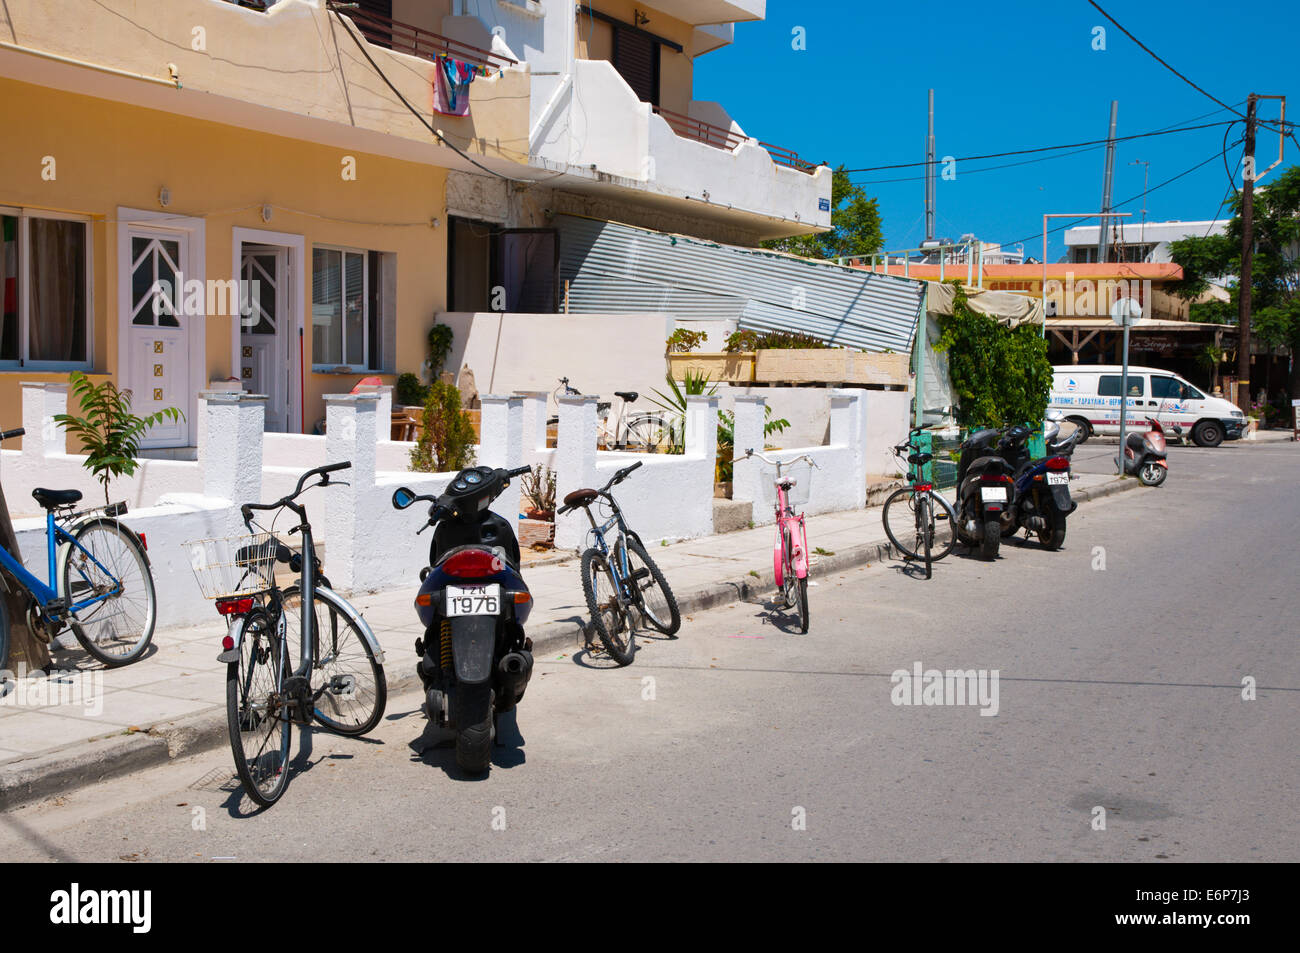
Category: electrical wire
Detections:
[
  {"x1": 841, "y1": 120, "x2": 1235, "y2": 175},
  {"x1": 1084, "y1": 1, "x2": 1245, "y2": 120},
  {"x1": 994, "y1": 138, "x2": 1243, "y2": 251}
]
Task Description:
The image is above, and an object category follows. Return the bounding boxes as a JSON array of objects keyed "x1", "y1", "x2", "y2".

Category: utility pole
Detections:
[
  {"x1": 1098, "y1": 101, "x2": 1119, "y2": 263},
  {"x1": 1237, "y1": 94, "x2": 1258, "y2": 412},
  {"x1": 925, "y1": 89, "x2": 936, "y2": 246}
]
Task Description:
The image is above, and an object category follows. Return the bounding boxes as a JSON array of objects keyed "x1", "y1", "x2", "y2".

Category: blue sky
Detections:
[{"x1": 693, "y1": 0, "x2": 1299, "y2": 260}]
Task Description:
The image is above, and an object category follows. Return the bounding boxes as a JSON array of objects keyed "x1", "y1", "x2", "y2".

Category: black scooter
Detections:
[
  {"x1": 1001, "y1": 418, "x2": 1082, "y2": 550},
  {"x1": 392, "y1": 463, "x2": 534, "y2": 774},
  {"x1": 953, "y1": 425, "x2": 1023, "y2": 560}
]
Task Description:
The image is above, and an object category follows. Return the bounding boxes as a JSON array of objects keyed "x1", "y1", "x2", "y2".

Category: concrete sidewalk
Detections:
[{"x1": 0, "y1": 471, "x2": 1137, "y2": 808}]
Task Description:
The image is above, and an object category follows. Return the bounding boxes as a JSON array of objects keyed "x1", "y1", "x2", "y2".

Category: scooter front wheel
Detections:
[{"x1": 1138, "y1": 461, "x2": 1167, "y2": 486}]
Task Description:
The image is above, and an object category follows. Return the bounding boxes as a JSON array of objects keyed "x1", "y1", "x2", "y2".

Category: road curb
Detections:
[{"x1": 0, "y1": 479, "x2": 1134, "y2": 809}]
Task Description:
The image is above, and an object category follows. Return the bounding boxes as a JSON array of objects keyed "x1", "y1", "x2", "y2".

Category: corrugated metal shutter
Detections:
[
  {"x1": 613, "y1": 27, "x2": 657, "y2": 105},
  {"x1": 556, "y1": 216, "x2": 924, "y2": 353}
]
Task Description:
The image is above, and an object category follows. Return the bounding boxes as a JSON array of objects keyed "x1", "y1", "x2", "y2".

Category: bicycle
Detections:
[
  {"x1": 744, "y1": 448, "x2": 818, "y2": 634},
  {"x1": 551, "y1": 377, "x2": 669, "y2": 453},
  {"x1": 558, "y1": 460, "x2": 680, "y2": 665},
  {"x1": 0, "y1": 427, "x2": 157, "y2": 668},
  {"x1": 185, "y1": 462, "x2": 387, "y2": 807},
  {"x1": 880, "y1": 428, "x2": 958, "y2": 579}
]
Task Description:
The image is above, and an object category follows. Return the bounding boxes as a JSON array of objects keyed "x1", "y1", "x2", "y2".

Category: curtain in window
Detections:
[
  {"x1": 1, "y1": 216, "x2": 17, "y2": 361},
  {"x1": 28, "y1": 218, "x2": 87, "y2": 362},
  {"x1": 312, "y1": 247, "x2": 343, "y2": 365}
]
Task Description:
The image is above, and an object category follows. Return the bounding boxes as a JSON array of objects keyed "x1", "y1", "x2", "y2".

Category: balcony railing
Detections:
[
  {"x1": 326, "y1": 1, "x2": 517, "y2": 72},
  {"x1": 652, "y1": 106, "x2": 819, "y2": 175}
]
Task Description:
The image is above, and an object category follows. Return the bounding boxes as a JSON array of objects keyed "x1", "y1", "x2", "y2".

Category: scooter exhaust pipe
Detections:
[{"x1": 496, "y1": 650, "x2": 534, "y2": 712}]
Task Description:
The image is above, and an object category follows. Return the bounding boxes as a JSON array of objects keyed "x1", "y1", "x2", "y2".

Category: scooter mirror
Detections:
[{"x1": 392, "y1": 487, "x2": 417, "y2": 510}]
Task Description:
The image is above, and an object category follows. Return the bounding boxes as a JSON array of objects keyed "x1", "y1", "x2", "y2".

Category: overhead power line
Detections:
[{"x1": 841, "y1": 120, "x2": 1235, "y2": 175}]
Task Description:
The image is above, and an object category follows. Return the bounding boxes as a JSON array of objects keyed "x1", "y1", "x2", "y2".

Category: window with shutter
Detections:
[{"x1": 612, "y1": 25, "x2": 658, "y2": 106}]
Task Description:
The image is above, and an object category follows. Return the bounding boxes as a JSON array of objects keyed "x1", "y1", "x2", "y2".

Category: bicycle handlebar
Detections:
[
  {"x1": 242, "y1": 461, "x2": 352, "y2": 524},
  {"x1": 0, "y1": 427, "x2": 25, "y2": 442},
  {"x1": 743, "y1": 448, "x2": 819, "y2": 469}
]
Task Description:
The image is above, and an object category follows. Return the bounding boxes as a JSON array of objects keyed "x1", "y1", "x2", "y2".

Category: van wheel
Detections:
[
  {"x1": 1192, "y1": 420, "x2": 1223, "y2": 448},
  {"x1": 1067, "y1": 417, "x2": 1091, "y2": 443}
]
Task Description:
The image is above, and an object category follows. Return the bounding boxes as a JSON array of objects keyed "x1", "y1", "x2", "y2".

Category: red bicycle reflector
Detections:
[
  {"x1": 916, "y1": 483, "x2": 933, "y2": 492},
  {"x1": 443, "y1": 550, "x2": 504, "y2": 578},
  {"x1": 222, "y1": 634, "x2": 234, "y2": 651},
  {"x1": 216, "y1": 596, "x2": 253, "y2": 616},
  {"x1": 137, "y1": 533, "x2": 148, "y2": 551},
  {"x1": 1045, "y1": 456, "x2": 1070, "y2": 471}
]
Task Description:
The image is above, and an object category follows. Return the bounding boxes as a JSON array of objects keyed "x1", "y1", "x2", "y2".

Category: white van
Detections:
[{"x1": 1049, "y1": 365, "x2": 1247, "y2": 447}]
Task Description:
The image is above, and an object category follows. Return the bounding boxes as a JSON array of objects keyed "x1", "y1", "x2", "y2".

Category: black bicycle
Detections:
[
  {"x1": 186, "y1": 463, "x2": 387, "y2": 807},
  {"x1": 558, "y1": 461, "x2": 680, "y2": 665},
  {"x1": 881, "y1": 429, "x2": 957, "y2": 579}
]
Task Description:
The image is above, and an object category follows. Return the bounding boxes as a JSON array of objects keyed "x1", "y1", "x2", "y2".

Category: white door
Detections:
[
  {"x1": 126, "y1": 228, "x2": 190, "y2": 448},
  {"x1": 239, "y1": 245, "x2": 290, "y2": 432}
]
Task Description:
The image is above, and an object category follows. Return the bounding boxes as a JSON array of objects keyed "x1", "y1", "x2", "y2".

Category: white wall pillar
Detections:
[
  {"x1": 200, "y1": 392, "x2": 266, "y2": 506},
  {"x1": 20, "y1": 382, "x2": 68, "y2": 458},
  {"x1": 829, "y1": 389, "x2": 868, "y2": 509},
  {"x1": 353, "y1": 383, "x2": 392, "y2": 441},
  {"x1": 554, "y1": 394, "x2": 598, "y2": 551},
  {"x1": 515, "y1": 390, "x2": 550, "y2": 455},
  {"x1": 731, "y1": 394, "x2": 765, "y2": 509},
  {"x1": 323, "y1": 393, "x2": 379, "y2": 592},
  {"x1": 685, "y1": 393, "x2": 719, "y2": 466},
  {"x1": 479, "y1": 394, "x2": 524, "y2": 530}
]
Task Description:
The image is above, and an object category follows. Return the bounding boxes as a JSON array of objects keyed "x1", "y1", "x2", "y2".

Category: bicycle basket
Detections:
[
  {"x1": 758, "y1": 461, "x2": 812, "y2": 509},
  {"x1": 182, "y1": 532, "x2": 279, "y2": 600}
]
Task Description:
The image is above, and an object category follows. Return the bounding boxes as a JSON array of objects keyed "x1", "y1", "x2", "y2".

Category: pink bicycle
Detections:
[{"x1": 745, "y1": 448, "x2": 818, "y2": 633}]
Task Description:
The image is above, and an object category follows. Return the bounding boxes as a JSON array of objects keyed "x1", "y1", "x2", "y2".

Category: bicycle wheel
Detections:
[
  {"x1": 64, "y1": 519, "x2": 156, "y2": 667},
  {"x1": 581, "y1": 548, "x2": 635, "y2": 665},
  {"x1": 926, "y1": 492, "x2": 958, "y2": 562},
  {"x1": 282, "y1": 586, "x2": 387, "y2": 736},
  {"x1": 624, "y1": 415, "x2": 668, "y2": 453},
  {"x1": 227, "y1": 609, "x2": 292, "y2": 807},
  {"x1": 795, "y1": 575, "x2": 809, "y2": 633},
  {"x1": 919, "y1": 495, "x2": 933, "y2": 579},
  {"x1": 622, "y1": 537, "x2": 681, "y2": 636},
  {"x1": 0, "y1": 596, "x2": 9, "y2": 672}
]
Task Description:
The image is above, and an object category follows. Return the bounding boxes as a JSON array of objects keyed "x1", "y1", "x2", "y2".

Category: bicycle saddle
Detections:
[
  {"x1": 908, "y1": 452, "x2": 932, "y2": 466},
  {"x1": 615, "y1": 391, "x2": 638, "y2": 402},
  {"x1": 32, "y1": 488, "x2": 82, "y2": 508},
  {"x1": 562, "y1": 488, "x2": 599, "y2": 507}
]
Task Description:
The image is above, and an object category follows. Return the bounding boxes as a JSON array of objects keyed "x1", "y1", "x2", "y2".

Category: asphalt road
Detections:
[{"x1": 2, "y1": 443, "x2": 1296, "y2": 862}]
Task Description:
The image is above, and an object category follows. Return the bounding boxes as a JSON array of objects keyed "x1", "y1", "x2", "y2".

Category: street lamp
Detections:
[{"x1": 1130, "y1": 160, "x2": 1150, "y2": 260}]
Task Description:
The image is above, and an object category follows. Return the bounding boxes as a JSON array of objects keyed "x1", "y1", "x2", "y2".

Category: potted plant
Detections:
[{"x1": 518, "y1": 463, "x2": 556, "y2": 548}]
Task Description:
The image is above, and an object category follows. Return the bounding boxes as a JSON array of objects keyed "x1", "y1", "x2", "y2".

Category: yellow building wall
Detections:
[{"x1": 0, "y1": 77, "x2": 450, "y2": 435}]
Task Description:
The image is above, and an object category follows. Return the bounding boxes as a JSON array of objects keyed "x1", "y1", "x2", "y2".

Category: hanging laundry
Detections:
[{"x1": 433, "y1": 56, "x2": 475, "y2": 117}]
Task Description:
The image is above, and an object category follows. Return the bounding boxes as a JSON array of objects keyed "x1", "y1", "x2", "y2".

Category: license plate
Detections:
[
  {"x1": 446, "y1": 584, "x2": 501, "y2": 617},
  {"x1": 980, "y1": 486, "x2": 1007, "y2": 502},
  {"x1": 1047, "y1": 472, "x2": 1069, "y2": 485}
]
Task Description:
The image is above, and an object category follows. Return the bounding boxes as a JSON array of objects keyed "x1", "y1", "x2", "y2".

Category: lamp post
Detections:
[{"x1": 1130, "y1": 160, "x2": 1150, "y2": 260}]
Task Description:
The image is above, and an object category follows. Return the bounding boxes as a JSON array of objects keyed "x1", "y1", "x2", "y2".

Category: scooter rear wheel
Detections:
[
  {"x1": 454, "y1": 683, "x2": 494, "y2": 774},
  {"x1": 979, "y1": 518, "x2": 1001, "y2": 561}
]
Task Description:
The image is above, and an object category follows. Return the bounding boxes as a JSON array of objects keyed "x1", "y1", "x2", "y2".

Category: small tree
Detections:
[
  {"x1": 53, "y1": 372, "x2": 184, "y2": 505},
  {"x1": 410, "y1": 380, "x2": 476, "y2": 472}
]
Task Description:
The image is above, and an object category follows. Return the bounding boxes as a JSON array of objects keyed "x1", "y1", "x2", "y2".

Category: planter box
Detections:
[
  {"x1": 518, "y1": 518, "x2": 554, "y2": 549},
  {"x1": 667, "y1": 352, "x2": 756, "y2": 383},
  {"x1": 755, "y1": 349, "x2": 909, "y2": 386}
]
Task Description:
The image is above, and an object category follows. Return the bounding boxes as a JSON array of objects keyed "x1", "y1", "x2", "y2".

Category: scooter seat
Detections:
[{"x1": 32, "y1": 488, "x2": 82, "y2": 508}]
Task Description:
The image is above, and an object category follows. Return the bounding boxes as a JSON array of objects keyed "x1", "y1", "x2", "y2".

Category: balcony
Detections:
[
  {"x1": 326, "y1": 2, "x2": 517, "y2": 72},
  {"x1": 0, "y1": 0, "x2": 531, "y2": 174},
  {"x1": 529, "y1": 59, "x2": 830, "y2": 239}
]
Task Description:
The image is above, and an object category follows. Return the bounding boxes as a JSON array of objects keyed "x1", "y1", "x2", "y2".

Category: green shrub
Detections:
[
  {"x1": 395, "y1": 372, "x2": 429, "y2": 407},
  {"x1": 723, "y1": 329, "x2": 830, "y2": 353},
  {"x1": 410, "y1": 381, "x2": 476, "y2": 473},
  {"x1": 666, "y1": 328, "x2": 707, "y2": 353},
  {"x1": 427, "y1": 323, "x2": 454, "y2": 376},
  {"x1": 933, "y1": 282, "x2": 1052, "y2": 428}
]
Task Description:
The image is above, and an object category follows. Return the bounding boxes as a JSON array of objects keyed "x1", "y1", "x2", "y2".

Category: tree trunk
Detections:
[{"x1": 0, "y1": 484, "x2": 52, "y2": 673}]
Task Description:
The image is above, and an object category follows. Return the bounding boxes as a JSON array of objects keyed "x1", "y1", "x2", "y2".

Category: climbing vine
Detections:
[{"x1": 934, "y1": 282, "x2": 1052, "y2": 428}]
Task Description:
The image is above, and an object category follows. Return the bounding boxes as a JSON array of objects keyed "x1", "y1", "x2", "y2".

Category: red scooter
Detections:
[{"x1": 1121, "y1": 417, "x2": 1180, "y2": 486}]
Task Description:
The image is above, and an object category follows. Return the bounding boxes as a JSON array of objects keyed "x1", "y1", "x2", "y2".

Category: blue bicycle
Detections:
[
  {"x1": 558, "y1": 461, "x2": 680, "y2": 665},
  {"x1": 0, "y1": 427, "x2": 157, "y2": 669}
]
